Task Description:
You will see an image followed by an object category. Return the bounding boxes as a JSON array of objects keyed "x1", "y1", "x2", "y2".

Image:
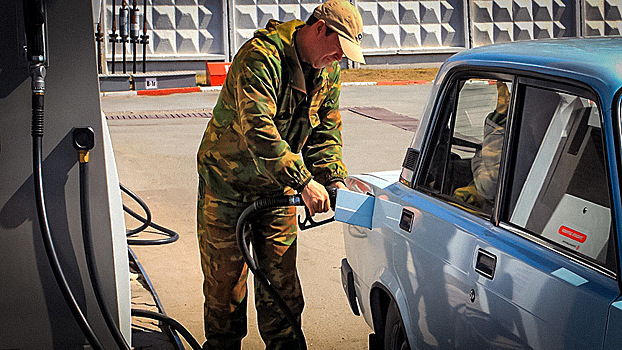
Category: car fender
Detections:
[{"x1": 371, "y1": 267, "x2": 414, "y2": 347}]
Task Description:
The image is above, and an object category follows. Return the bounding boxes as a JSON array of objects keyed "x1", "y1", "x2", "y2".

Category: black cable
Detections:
[
  {"x1": 31, "y1": 93, "x2": 104, "y2": 350},
  {"x1": 119, "y1": 183, "x2": 179, "y2": 245},
  {"x1": 236, "y1": 195, "x2": 307, "y2": 350},
  {"x1": 131, "y1": 309, "x2": 202, "y2": 350},
  {"x1": 79, "y1": 160, "x2": 131, "y2": 350}
]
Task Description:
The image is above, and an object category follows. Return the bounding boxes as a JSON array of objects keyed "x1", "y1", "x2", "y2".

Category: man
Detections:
[
  {"x1": 454, "y1": 81, "x2": 510, "y2": 209},
  {"x1": 196, "y1": 0, "x2": 364, "y2": 348}
]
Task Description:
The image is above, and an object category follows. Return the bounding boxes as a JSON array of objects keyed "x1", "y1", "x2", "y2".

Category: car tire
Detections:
[{"x1": 383, "y1": 299, "x2": 410, "y2": 350}]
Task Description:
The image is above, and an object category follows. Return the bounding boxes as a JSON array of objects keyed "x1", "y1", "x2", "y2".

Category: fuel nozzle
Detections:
[
  {"x1": 23, "y1": 0, "x2": 48, "y2": 95},
  {"x1": 297, "y1": 185, "x2": 339, "y2": 231},
  {"x1": 23, "y1": 0, "x2": 48, "y2": 66},
  {"x1": 327, "y1": 186, "x2": 338, "y2": 211},
  {"x1": 30, "y1": 64, "x2": 46, "y2": 94}
]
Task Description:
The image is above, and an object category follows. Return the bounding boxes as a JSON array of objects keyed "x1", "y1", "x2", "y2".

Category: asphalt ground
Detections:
[{"x1": 101, "y1": 83, "x2": 433, "y2": 349}]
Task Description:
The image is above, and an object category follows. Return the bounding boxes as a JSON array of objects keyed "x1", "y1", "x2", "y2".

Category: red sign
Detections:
[{"x1": 559, "y1": 226, "x2": 587, "y2": 243}]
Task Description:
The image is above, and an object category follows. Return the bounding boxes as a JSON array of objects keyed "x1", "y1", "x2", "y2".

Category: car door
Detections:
[
  {"x1": 454, "y1": 77, "x2": 619, "y2": 349},
  {"x1": 406, "y1": 72, "x2": 524, "y2": 348},
  {"x1": 409, "y1": 72, "x2": 620, "y2": 349}
]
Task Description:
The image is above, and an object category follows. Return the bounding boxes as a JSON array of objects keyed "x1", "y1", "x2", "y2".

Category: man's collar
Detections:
[
  {"x1": 279, "y1": 21, "x2": 307, "y2": 93},
  {"x1": 273, "y1": 20, "x2": 326, "y2": 95}
]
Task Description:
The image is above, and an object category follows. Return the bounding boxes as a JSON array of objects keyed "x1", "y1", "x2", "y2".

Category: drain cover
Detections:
[
  {"x1": 106, "y1": 112, "x2": 212, "y2": 120},
  {"x1": 347, "y1": 107, "x2": 419, "y2": 132}
]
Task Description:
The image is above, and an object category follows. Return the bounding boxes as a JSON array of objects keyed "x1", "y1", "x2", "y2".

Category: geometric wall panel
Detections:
[
  {"x1": 176, "y1": 7, "x2": 198, "y2": 30},
  {"x1": 399, "y1": 2, "x2": 420, "y2": 24},
  {"x1": 97, "y1": 0, "x2": 612, "y2": 67},
  {"x1": 231, "y1": 0, "x2": 464, "y2": 53},
  {"x1": 471, "y1": 0, "x2": 575, "y2": 46},
  {"x1": 379, "y1": 2, "x2": 400, "y2": 25},
  {"x1": 380, "y1": 25, "x2": 401, "y2": 47},
  {"x1": 232, "y1": 0, "x2": 324, "y2": 51},
  {"x1": 441, "y1": 1, "x2": 454, "y2": 22},
  {"x1": 236, "y1": 6, "x2": 260, "y2": 29},
  {"x1": 401, "y1": 25, "x2": 422, "y2": 45},
  {"x1": 153, "y1": 7, "x2": 175, "y2": 29},
  {"x1": 420, "y1": 1, "x2": 441, "y2": 23},
  {"x1": 177, "y1": 30, "x2": 199, "y2": 53},
  {"x1": 474, "y1": 22, "x2": 494, "y2": 45},
  {"x1": 493, "y1": 0, "x2": 513, "y2": 21},
  {"x1": 474, "y1": 1, "x2": 493, "y2": 22},
  {"x1": 154, "y1": 31, "x2": 176, "y2": 53},
  {"x1": 358, "y1": 0, "x2": 465, "y2": 51},
  {"x1": 258, "y1": 5, "x2": 279, "y2": 28},
  {"x1": 514, "y1": 21, "x2": 534, "y2": 40},
  {"x1": 280, "y1": 5, "x2": 302, "y2": 22},
  {"x1": 584, "y1": 0, "x2": 622, "y2": 37},
  {"x1": 103, "y1": 0, "x2": 225, "y2": 61},
  {"x1": 494, "y1": 22, "x2": 513, "y2": 42},
  {"x1": 421, "y1": 23, "x2": 442, "y2": 46},
  {"x1": 534, "y1": 21, "x2": 553, "y2": 38}
]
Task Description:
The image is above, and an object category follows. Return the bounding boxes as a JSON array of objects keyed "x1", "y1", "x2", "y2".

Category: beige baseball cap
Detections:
[{"x1": 313, "y1": 0, "x2": 365, "y2": 64}]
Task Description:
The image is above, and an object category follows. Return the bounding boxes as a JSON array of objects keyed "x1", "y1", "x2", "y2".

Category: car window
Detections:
[
  {"x1": 505, "y1": 85, "x2": 615, "y2": 271},
  {"x1": 419, "y1": 78, "x2": 512, "y2": 216}
]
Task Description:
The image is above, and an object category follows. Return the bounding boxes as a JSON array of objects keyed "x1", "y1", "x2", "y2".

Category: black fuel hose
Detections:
[
  {"x1": 79, "y1": 160, "x2": 132, "y2": 350},
  {"x1": 120, "y1": 183, "x2": 179, "y2": 245},
  {"x1": 79, "y1": 154, "x2": 198, "y2": 349},
  {"x1": 131, "y1": 309, "x2": 203, "y2": 350},
  {"x1": 236, "y1": 195, "x2": 307, "y2": 350},
  {"x1": 120, "y1": 183, "x2": 151, "y2": 235},
  {"x1": 31, "y1": 92, "x2": 104, "y2": 348}
]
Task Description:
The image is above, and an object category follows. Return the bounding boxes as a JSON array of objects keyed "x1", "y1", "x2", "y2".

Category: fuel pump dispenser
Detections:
[
  {"x1": 2, "y1": 1, "x2": 339, "y2": 348},
  {"x1": 1, "y1": 0, "x2": 131, "y2": 347}
]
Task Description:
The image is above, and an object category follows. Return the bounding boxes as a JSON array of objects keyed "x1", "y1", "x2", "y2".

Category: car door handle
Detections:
[{"x1": 475, "y1": 249, "x2": 496, "y2": 280}]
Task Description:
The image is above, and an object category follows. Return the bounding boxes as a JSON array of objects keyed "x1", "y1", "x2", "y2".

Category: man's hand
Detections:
[
  {"x1": 331, "y1": 181, "x2": 347, "y2": 190},
  {"x1": 301, "y1": 179, "x2": 330, "y2": 216}
]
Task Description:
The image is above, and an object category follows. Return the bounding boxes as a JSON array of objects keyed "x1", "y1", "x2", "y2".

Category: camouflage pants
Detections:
[{"x1": 197, "y1": 177, "x2": 304, "y2": 350}]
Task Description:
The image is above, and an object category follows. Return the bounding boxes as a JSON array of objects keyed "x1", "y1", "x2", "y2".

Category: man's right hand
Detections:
[{"x1": 301, "y1": 179, "x2": 330, "y2": 216}]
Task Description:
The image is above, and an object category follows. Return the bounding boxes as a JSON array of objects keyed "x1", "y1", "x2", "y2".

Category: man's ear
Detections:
[{"x1": 315, "y1": 19, "x2": 327, "y2": 36}]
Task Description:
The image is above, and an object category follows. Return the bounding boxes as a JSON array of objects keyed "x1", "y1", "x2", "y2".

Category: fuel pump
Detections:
[
  {"x1": 95, "y1": 2, "x2": 104, "y2": 74},
  {"x1": 130, "y1": 0, "x2": 140, "y2": 74},
  {"x1": 118, "y1": 0, "x2": 129, "y2": 74},
  {"x1": 16, "y1": 1, "x2": 339, "y2": 348},
  {"x1": 19, "y1": 1, "x2": 200, "y2": 348},
  {"x1": 22, "y1": 0, "x2": 106, "y2": 347},
  {"x1": 140, "y1": 0, "x2": 149, "y2": 72},
  {"x1": 109, "y1": 0, "x2": 118, "y2": 73}
]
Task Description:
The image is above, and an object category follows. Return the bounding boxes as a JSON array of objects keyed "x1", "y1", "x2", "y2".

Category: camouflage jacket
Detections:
[
  {"x1": 471, "y1": 110, "x2": 506, "y2": 200},
  {"x1": 197, "y1": 19, "x2": 347, "y2": 200}
]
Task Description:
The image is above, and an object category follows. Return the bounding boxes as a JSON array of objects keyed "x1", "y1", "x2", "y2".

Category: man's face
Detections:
[
  {"x1": 496, "y1": 83, "x2": 510, "y2": 114},
  {"x1": 304, "y1": 22, "x2": 344, "y2": 69}
]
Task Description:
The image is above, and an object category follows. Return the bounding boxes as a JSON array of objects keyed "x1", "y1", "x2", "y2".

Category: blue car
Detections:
[{"x1": 337, "y1": 38, "x2": 622, "y2": 350}]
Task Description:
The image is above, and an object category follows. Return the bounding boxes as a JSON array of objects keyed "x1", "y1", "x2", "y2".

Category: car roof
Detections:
[{"x1": 446, "y1": 37, "x2": 622, "y2": 105}]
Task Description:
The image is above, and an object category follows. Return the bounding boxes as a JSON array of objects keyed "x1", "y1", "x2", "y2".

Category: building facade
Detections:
[{"x1": 100, "y1": 0, "x2": 622, "y2": 71}]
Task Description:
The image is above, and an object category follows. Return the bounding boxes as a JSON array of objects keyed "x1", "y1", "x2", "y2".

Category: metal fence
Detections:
[{"x1": 100, "y1": 0, "x2": 622, "y2": 69}]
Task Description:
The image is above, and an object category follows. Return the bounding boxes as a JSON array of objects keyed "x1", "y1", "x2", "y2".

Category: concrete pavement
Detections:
[{"x1": 101, "y1": 83, "x2": 433, "y2": 349}]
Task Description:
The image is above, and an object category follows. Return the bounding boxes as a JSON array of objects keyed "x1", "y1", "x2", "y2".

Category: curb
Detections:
[
  {"x1": 101, "y1": 80, "x2": 430, "y2": 97},
  {"x1": 101, "y1": 90, "x2": 138, "y2": 97},
  {"x1": 342, "y1": 80, "x2": 429, "y2": 86},
  {"x1": 137, "y1": 86, "x2": 201, "y2": 96}
]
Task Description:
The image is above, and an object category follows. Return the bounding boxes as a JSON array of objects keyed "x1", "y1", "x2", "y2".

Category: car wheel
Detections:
[{"x1": 383, "y1": 299, "x2": 410, "y2": 350}]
